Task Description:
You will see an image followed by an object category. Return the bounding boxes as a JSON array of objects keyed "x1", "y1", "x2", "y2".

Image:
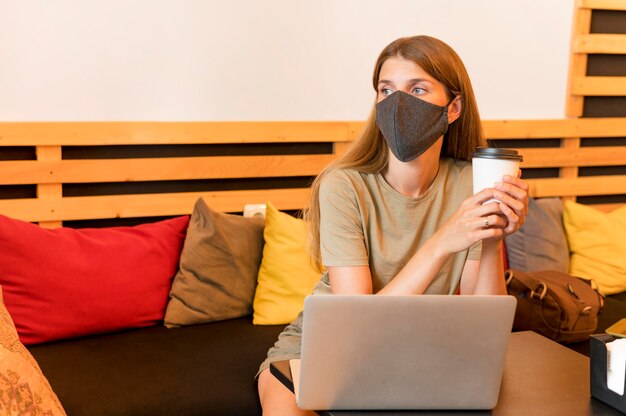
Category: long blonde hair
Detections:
[{"x1": 305, "y1": 35, "x2": 486, "y2": 272}]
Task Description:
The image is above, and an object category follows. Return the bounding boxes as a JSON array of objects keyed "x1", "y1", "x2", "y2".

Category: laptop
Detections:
[{"x1": 291, "y1": 294, "x2": 516, "y2": 411}]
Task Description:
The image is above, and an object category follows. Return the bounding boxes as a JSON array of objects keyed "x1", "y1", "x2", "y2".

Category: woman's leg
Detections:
[{"x1": 258, "y1": 368, "x2": 316, "y2": 416}]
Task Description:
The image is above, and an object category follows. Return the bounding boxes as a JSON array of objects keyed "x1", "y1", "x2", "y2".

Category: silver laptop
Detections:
[{"x1": 293, "y1": 294, "x2": 516, "y2": 411}]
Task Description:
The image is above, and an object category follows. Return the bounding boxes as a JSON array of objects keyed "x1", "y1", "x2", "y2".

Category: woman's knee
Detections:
[{"x1": 258, "y1": 368, "x2": 315, "y2": 416}]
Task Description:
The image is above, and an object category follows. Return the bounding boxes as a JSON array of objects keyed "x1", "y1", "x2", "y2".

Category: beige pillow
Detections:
[
  {"x1": 0, "y1": 287, "x2": 67, "y2": 415},
  {"x1": 164, "y1": 198, "x2": 265, "y2": 327}
]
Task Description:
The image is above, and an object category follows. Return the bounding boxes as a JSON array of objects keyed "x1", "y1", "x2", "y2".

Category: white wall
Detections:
[{"x1": 0, "y1": 0, "x2": 574, "y2": 121}]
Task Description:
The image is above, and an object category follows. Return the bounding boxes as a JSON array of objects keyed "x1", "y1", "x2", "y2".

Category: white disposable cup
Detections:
[{"x1": 472, "y1": 148, "x2": 523, "y2": 204}]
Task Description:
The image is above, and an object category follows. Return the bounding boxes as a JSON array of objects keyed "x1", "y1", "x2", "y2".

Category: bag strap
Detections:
[
  {"x1": 505, "y1": 269, "x2": 604, "y2": 310},
  {"x1": 584, "y1": 278, "x2": 605, "y2": 310},
  {"x1": 505, "y1": 270, "x2": 548, "y2": 300}
]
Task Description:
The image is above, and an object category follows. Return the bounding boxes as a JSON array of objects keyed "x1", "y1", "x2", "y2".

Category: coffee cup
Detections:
[{"x1": 472, "y1": 147, "x2": 523, "y2": 203}]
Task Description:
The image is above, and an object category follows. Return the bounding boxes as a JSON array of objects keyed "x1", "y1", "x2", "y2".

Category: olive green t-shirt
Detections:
[
  {"x1": 318, "y1": 157, "x2": 481, "y2": 294},
  {"x1": 256, "y1": 157, "x2": 482, "y2": 375}
]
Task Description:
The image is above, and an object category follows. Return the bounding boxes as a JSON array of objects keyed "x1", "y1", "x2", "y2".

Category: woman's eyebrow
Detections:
[
  {"x1": 377, "y1": 78, "x2": 432, "y2": 86},
  {"x1": 407, "y1": 78, "x2": 432, "y2": 84}
]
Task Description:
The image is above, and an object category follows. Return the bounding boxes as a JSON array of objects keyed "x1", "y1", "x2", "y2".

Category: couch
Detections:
[
  {"x1": 0, "y1": 120, "x2": 625, "y2": 416},
  {"x1": 4, "y1": 200, "x2": 623, "y2": 416},
  {"x1": 1, "y1": 193, "x2": 318, "y2": 416},
  {"x1": 20, "y1": 199, "x2": 626, "y2": 416}
]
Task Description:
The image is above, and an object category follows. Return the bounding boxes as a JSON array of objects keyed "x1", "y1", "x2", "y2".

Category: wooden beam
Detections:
[
  {"x1": 526, "y1": 175, "x2": 626, "y2": 198},
  {"x1": 571, "y1": 76, "x2": 626, "y2": 96},
  {"x1": 0, "y1": 122, "x2": 353, "y2": 146},
  {"x1": 516, "y1": 146, "x2": 626, "y2": 168},
  {"x1": 0, "y1": 188, "x2": 312, "y2": 223},
  {"x1": 581, "y1": 0, "x2": 626, "y2": 11},
  {"x1": 2, "y1": 120, "x2": 626, "y2": 146},
  {"x1": 348, "y1": 121, "x2": 366, "y2": 141},
  {"x1": 566, "y1": 3, "x2": 591, "y2": 116},
  {"x1": 36, "y1": 146, "x2": 63, "y2": 228},
  {"x1": 483, "y1": 118, "x2": 626, "y2": 139},
  {"x1": 574, "y1": 34, "x2": 626, "y2": 54},
  {"x1": 558, "y1": 138, "x2": 581, "y2": 203},
  {"x1": 0, "y1": 154, "x2": 336, "y2": 185}
]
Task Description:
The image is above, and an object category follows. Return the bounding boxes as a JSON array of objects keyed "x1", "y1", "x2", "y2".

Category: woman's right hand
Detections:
[{"x1": 431, "y1": 188, "x2": 507, "y2": 255}]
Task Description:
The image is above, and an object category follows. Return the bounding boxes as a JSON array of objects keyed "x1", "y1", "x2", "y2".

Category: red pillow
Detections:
[{"x1": 0, "y1": 215, "x2": 189, "y2": 345}]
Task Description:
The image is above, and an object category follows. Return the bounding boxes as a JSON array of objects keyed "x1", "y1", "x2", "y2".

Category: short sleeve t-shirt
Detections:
[{"x1": 318, "y1": 157, "x2": 481, "y2": 294}]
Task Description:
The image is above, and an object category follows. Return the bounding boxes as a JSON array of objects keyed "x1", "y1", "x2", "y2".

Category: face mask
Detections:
[{"x1": 375, "y1": 91, "x2": 453, "y2": 162}]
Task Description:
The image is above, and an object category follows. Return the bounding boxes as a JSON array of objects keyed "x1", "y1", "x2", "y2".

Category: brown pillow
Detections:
[
  {"x1": 164, "y1": 198, "x2": 264, "y2": 327},
  {"x1": 0, "y1": 287, "x2": 67, "y2": 415}
]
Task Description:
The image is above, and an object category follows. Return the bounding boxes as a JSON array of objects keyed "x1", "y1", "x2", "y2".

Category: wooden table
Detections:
[{"x1": 270, "y1": 331, "x2": 622, "y2": 415}]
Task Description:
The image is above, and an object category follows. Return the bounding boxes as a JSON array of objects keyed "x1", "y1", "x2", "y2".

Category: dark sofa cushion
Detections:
[
  {"x1": 28, "y1": 318, "x2": 285, "y2": 416},
  {"x1": 611, "y1": 291, "x2": 626, "y2": 303}
]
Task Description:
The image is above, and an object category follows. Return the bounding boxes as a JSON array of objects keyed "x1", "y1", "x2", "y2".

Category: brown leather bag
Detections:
[{"x1": 505, "y1": 269, "x2": 604, "y2": 344}]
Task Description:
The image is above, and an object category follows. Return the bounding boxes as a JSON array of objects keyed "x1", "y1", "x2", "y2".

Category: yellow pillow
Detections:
[
  {"x1": 563, "y1": 201, "x2": 626, "y2": 295},
  {"x1": 253, "y1": 202, "x2": 321, "y2": 325}
]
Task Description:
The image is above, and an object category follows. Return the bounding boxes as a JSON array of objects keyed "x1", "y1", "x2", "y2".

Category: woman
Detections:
[{"x1": 257, "y1": 35, "x2": 528, "y2": 415}]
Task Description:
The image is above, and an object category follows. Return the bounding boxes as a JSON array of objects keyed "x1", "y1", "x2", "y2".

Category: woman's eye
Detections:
[
  {"x1": 412, "y1": 87, "x2": 426, "y2": 95},
  {"x1": 381, "y1": 88, "x2": 394, "y2": 96}
]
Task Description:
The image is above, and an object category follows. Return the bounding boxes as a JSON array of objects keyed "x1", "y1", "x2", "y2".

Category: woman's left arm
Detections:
[
  {"x1": 460, "y1": 242, "x2": 505, "y2": 295},
  {"x1": 461, "y1": 174, "x2": 529, "y2": 295}
]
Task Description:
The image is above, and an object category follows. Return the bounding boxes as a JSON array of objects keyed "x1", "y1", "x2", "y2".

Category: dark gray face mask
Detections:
[{"x1": 376, "y1": 91, "x2": 453, "y2": 162}]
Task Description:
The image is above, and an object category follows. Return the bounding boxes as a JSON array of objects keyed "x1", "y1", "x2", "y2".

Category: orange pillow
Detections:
[{"x1": 0, "y1": 288, "x2": 67, "y2": 415}]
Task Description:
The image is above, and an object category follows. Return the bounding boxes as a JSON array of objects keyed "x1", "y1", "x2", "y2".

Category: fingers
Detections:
[
  {"x1": 492, "y1": 188, "x2": 525, "y2": 215},
  {"x1": 495, "y1": 175, "x2": 529, "y2": 220},
  {"x1": 471, "y1": 187, "x2": 500, "y2": 206},
  {"x1": 474, "y1": 214, "x2": 507, "y2": 230},
  {"x1": 460, "y1": 179, "x2": 529, "y2": 244},
  {"x1": 498, "y1": 202, "x2": 521, "y2": 232},
  {"x1": 507, "y1": 172, "x2": 525, "y2": 184},
  {"x1": 496, "y1": 176, "x2": 528, "y2": 203},
  {"x1": 464, "y1": 193, "x2": 507, "y2": 230}
]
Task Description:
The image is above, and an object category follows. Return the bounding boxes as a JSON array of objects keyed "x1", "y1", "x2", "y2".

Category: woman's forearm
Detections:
[
  {"x1": 377, "y1": 235, "x2": 450, "y2": 295},
  {"x1": 472, "y1": 240, "x2": 506, "y2": 295}
]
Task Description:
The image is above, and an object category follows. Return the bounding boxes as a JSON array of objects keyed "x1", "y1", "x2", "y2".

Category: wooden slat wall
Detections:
[
  {"x1": 0, "y1": 122, "x2": 352, "y2": 226},
  {"x1": 563, "y1": 0, "x2": 626, "y2": 211},
  {"x1": 0, "y1": 117, "x2": 625, "y2": 228},
  {"x1": 1, "y1": 1, "x2": 625, "y2": 228},
  {"x1": 485, "y1": 118, "x2": 626, "y2": 210},
  {"x1": 570, "y1": 0, "x2": 626, "y2": 99}
]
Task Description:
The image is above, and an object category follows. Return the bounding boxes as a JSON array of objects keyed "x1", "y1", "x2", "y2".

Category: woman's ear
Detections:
[{"x1": 447, "y1": 97, "x2": 462, "y2": 124}]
